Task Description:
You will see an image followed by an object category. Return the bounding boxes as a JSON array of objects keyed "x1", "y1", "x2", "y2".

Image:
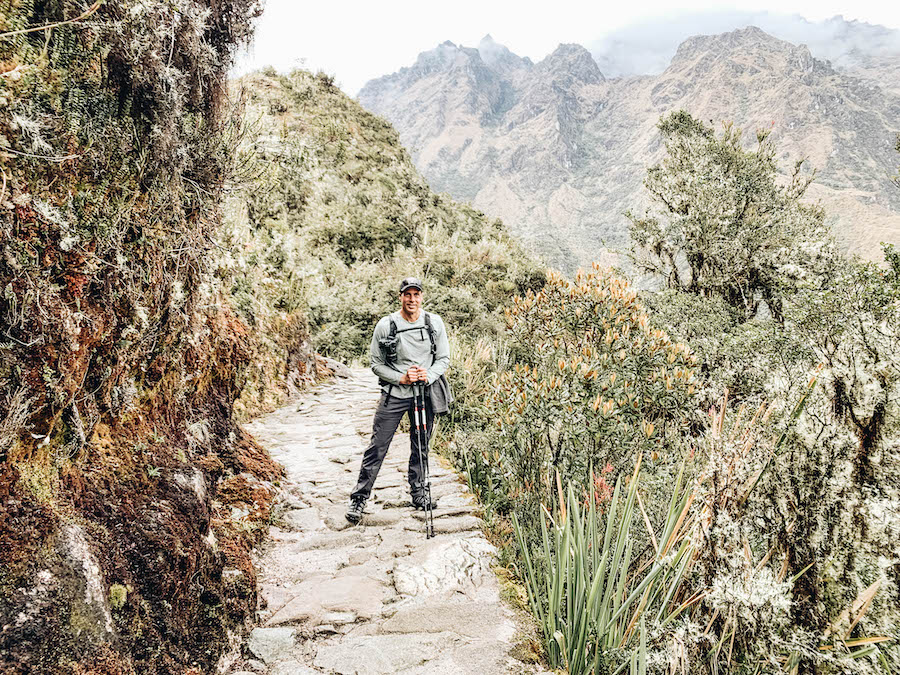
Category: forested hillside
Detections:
[
  {"x1": 448, "y1": 112, "x2": 900, "y2": 673},
  {"x1": 219, "y1": 69, "x2": 544, "y2": 418}
]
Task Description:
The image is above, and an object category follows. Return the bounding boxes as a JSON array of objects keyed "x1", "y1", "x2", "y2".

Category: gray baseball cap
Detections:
[{"x1": 399, "y1": 277, "x2": 423, "y2": 293}]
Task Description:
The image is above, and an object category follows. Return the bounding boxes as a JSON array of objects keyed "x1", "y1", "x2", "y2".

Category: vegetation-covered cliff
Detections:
[{"x1": 0, "y1": 1, "x2": 285, "y2": 672}]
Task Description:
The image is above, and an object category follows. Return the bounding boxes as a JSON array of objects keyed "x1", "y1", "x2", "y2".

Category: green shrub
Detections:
[
  {"x1": 628, "y1": 111, "x2": 828, "y2": 322},
  {"x1": 485, "y1": 266, "x2": 699, "y2": 522}
]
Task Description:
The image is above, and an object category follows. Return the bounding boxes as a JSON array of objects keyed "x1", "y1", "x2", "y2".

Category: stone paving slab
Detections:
[{"x1": 233, "y1": 368, "x2": 546, "y2": 674}]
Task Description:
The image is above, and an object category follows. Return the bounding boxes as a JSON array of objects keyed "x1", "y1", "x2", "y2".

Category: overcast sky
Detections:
[{"x1": 234, "y1": 1, "x2": 900, "y2": 95}]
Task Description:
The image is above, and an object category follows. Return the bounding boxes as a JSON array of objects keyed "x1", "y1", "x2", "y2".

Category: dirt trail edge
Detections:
[{"x1": 233, "y1": 368, "x2": 548, "y2": 675}]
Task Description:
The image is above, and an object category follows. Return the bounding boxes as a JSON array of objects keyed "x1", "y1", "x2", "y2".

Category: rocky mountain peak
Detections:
[
  {"x1": 670, "y1": 26, "x2": 832, "y2": 77},
  {"x1": 359, "y1": 40, "x2": 492, "y2": 100},
  {"x1": 673, "y1": 25, "x2": 782, "y2": 58},
  {"x1": 538, "y1": 43, "x2": 605, "y2": 84},
  {"x1": 410, "y1": 40, "x2": 483, "y2": 76},
  {"x1": 477, "y1": 34, "x2": 533, "y2": 74},
  {"x1": 357, "y1": 26, "x2": 900, "y2": 271}
]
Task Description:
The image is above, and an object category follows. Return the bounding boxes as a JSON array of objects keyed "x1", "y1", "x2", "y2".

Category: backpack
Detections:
[
  {"x1": 379, "y1": 312, "x2": 453, "y2": 413},
  {"x1": 386, "y1": 312, "x2": 437, "y2": 362}
]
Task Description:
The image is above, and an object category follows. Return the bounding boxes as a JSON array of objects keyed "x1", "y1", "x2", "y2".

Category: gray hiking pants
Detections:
[{"x1": 351, "y1": 391, "x2": 434, "y2": 502}]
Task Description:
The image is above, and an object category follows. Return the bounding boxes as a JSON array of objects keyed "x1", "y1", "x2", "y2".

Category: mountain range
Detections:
[
  {"x1": 358, "y1": 26, "x2": 900, "y2": 271},
  {"x1": 589, "y1": 13, "x2": 900, "y2": 95}
]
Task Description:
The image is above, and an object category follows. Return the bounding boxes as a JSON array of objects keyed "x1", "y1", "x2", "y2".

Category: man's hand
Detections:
[{"x1": 399, "y1": 366, "x2": 428, "y2": 384}]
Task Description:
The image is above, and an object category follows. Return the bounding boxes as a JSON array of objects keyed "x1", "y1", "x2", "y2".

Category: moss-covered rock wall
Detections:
[{"x1": 0, "y1": 2, "x2": 285, "y2": 672}]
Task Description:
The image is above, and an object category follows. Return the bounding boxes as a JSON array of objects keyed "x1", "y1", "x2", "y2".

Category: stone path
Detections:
[{"x1": 230, "y1": 368, "x2": 546, "y2": 675}]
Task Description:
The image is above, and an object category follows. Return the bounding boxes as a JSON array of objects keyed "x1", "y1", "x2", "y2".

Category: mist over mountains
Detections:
[
  {"x1": 358, "y1": 20, "x2": 900, "y2": 272},
  {"x1": 590, "y1": 12, "x2": 900, "y2": 87}
]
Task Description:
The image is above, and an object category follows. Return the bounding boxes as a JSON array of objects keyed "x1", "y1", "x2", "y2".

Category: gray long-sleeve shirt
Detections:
[{"x1": 370, "y1": 310, "x2": 450, "y2": 399}]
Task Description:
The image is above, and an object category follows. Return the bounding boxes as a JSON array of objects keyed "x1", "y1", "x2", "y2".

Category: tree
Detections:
[
  {"x1": 791, "y1": 249, "x2": 900, "y2": 484},
  {"x1": 628, "y1": 111, "x2": 829, "y2": 322}
]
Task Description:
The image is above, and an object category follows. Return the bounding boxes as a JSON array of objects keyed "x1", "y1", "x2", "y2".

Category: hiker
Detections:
[{"x1": 345, "y1": 277, "x2": 451, "y2": 524}]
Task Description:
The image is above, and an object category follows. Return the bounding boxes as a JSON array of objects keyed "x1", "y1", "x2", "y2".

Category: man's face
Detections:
[{"x1": 400, "y1": 288, "x2": 422, "y2": 315}]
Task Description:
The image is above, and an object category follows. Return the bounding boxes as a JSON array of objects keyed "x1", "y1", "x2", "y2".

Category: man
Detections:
[{"x1": 345, "y1": 277, "x2": 450, "y2": 524}]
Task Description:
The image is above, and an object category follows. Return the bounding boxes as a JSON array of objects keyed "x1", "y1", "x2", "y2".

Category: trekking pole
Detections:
[
  {"x1": 420, "y1": 383, "x2": 435, "y2": 539},
  {"x1": 413, "y1": 382, "x2": 435, "y2": 538}
]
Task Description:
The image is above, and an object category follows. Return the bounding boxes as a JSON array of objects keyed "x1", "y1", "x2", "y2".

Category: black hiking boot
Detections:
[
  {"x1": 411, "y1": 493, "x2": 438, "y2": 510},
  {"x1": 345, "y1": 497, "x2": 366, "y2": 524}
]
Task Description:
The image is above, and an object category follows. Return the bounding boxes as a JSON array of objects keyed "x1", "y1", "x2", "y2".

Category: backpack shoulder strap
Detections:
[
  {"x1": 380, "y1": 316, "x2": 401, "y2": 399},
  {"x1": 424, "y1": 312, "x2": 437, "y2": 364}
]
